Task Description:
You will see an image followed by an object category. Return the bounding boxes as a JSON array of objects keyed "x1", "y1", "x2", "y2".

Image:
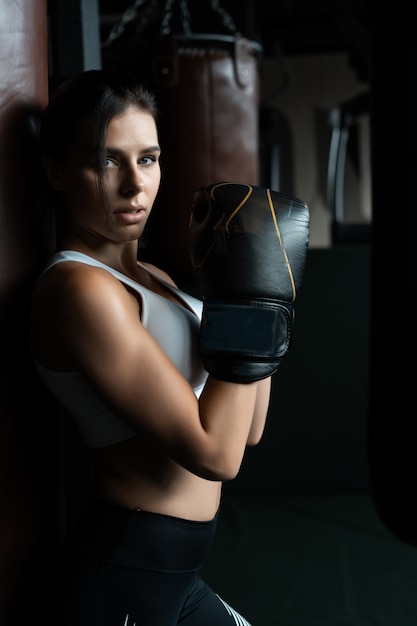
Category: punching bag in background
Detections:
[
  {"x1": 0, "y1": 0, "x2": 50, "y2": 621},
  {"x1": 133, "y1": 2, "x2": 263, "y2": 286}
]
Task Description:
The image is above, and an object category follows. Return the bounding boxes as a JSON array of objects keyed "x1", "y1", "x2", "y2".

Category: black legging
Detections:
[{"x1": 57, "y1": 503, "x2": 251, "y2": 625}]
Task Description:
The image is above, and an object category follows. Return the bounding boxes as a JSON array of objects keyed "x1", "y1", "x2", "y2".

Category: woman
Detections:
[{"x1": 31, "y1": 68, "x2": 271, "y2": 625}]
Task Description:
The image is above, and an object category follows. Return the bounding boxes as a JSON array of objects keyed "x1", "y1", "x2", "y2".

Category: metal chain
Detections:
[
  {"x1": 103, "y1": 0, "x2": 237, "y2": 47},
  {"x1": 160, "y1": 0, "x2": 192, "y2": 35},
  {"x1": 179, "y1": 0, "x2": 192, "y2": 35},
  {"x1": 102, "y1": 0, "x2": 156, "y2": 47},
  {"x1": 161, "y1": 0, "x2": 236, "y2": 36},
  {"x1": 207, "y1": 0, "x2": 237, "y2": 34},
  {"x1": 159, "y1": 0, "x2": 177, "y2": 35}
]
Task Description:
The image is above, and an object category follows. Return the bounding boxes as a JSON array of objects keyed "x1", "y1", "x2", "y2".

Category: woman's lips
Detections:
[{"x1": 114, "y1": 207, "x2": 146, "y2": 224}]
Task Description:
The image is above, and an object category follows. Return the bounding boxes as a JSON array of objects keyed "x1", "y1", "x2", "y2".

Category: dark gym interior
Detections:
[{"x1": 1, "y1": 1, "x2": 416, "y2": 624}]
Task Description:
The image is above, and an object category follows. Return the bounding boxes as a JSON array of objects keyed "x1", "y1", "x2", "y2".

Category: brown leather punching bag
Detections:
[
  {"x1": 134, "y1": 3, "x2": 262, "y2": 287},
  {"x1": 0, "y1": 0, "x2": 49, "y2": 622}
]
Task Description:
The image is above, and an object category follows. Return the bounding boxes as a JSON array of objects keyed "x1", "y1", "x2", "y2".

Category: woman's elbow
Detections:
[
  {"x1": 191, "y1": 450, "x2": 244, "y2": 482},
  {"x1": 246, "y1": 413, "x2": 267, "y2": 446},
  {"x1": 246, "y1": 430, "x2": 263, "y2": 447}
]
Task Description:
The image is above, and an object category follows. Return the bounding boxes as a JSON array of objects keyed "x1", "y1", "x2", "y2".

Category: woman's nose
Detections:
[{"x1": 121, "y1": 165, "x2": 144, "y2": 195}]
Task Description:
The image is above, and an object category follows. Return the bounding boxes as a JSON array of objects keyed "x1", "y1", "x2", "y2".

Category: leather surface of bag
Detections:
[
  {"x1": 0, "y1": 0, "x2": 49, "y2": 620},
  {"x1": 142, "y1": 33, "x2": 262, "y2": 286}
]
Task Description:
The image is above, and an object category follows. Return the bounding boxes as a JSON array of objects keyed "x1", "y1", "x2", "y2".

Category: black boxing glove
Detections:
[{"x1": 188, "y1": 182, "x2": 310, "y2": 383}]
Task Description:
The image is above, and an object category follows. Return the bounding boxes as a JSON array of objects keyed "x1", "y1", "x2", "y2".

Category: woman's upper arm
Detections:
[
  {"x1": 65, "y1": 269, "x2": 200, "y2": 438},
  {"x1": 57, "y1": 267, "x2": 265, "y2": 479}
]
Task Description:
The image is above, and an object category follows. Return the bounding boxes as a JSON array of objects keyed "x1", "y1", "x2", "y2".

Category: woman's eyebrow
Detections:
[{"x1": 105, "y1": 145, "x2": 161, "y2": 155}]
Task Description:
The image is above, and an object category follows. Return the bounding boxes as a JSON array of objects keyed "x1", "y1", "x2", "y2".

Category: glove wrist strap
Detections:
[{"x1": 200, "y1": 298, "x2": 293, "y2": 359}]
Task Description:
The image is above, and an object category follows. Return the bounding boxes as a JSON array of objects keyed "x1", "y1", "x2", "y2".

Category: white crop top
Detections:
[{"x1": 34, "y1": 250, "x2": 207, "y2": 448}]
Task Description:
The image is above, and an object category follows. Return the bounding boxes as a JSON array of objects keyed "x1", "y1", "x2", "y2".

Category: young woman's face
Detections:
[{"x1": 48, "y1": 105, "x2": 161, "y2": 244}]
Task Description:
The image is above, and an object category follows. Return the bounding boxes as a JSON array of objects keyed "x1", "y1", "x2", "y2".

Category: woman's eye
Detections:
[
  {"x1": 104, "y1": 157, "x2": 118, "y2": 168},
  {"x1": 140, "y1": 155, "x2": 156, "y2": 166}
]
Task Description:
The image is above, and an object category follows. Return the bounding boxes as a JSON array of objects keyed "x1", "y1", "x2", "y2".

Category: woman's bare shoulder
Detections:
[
  {"x1": 34, "y1": 260, "x2": 135, "y2": 314},
  {"x1": 32, "y1": 260, "x2": 143, "y2": 369}
]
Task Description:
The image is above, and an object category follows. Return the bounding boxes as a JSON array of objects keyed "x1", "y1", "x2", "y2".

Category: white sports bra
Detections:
[{"x1": 34, "y1": 250, "x2": 207, "y2": 448}]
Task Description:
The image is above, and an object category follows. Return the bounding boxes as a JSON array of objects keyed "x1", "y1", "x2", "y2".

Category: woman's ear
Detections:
[{"x1": 42, "y1": 155, "x2": 65, "y2": 190}]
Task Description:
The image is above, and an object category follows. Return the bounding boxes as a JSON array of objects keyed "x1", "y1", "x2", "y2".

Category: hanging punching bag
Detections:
[{"x1": 137, "y1": 2, "x2": 262, "y2": 286}]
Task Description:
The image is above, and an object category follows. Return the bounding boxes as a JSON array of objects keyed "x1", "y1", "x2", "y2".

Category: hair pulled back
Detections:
[{"x1": 40, "y1": 69, "x2": 158, "y2": 164}]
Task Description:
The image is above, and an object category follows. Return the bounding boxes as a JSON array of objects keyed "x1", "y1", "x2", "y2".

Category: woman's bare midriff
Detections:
[{"x1": 88, "y1": 434, "x2": 222, "y2": 521}]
